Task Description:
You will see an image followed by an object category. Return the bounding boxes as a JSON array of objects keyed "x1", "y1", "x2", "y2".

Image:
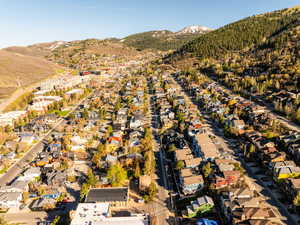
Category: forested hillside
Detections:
[
  {"x1": 174, "y1": 7, "x2": 300, "y2": 59},
  {"x1": 122, "y1": 30, "x2": 206, "y2": 51},
  {"x1": 166, "y1": 6, "x2": 300, "y2": 123}
]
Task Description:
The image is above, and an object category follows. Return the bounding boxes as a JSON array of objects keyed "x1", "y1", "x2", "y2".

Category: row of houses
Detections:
[{"x1": 169, "y1": 71, "x2": 288, "y2": 224}]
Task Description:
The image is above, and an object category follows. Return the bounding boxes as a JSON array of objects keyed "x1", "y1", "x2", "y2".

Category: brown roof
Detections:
[
  {"x1": 195, "y1": 133, "x2": 219, "y2": 158},
  {"x1": 248, "y1": 219, "x2": 285, "y2": 225},
  {"x1": 183, "y1": 175, "x2": 204, "y2": 185},
  {"x1": 243, "y1": 207, "x2": 278, "y2": 220},
  {"x1": 215, "y1": 159, "x2": 239, "y2": 166},
  {"x1": 223, "y1": 170, "x2": 241, "y2": 178},
  {"x1": 175, "y1": 149, "x2": 193, "y2": 161},
  {"x1": 231, "y1": 187, "x2": 252, "y2": 199},
  {"x1": 184, "y1": 157, "x2": 202, "y2": 167},
  {"x1": 180, "y1": 168, "x2": 193, "y2": 178}
]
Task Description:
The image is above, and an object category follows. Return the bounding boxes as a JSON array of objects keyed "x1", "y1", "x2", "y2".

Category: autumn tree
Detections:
[
  {"x1": 293, "y1": 192, "x2": 300, "y2": 206},
  {"x1": 134, "y1": 161, "x2": 141, "y2": 178},
  {"x1": 202, "y1": 162, "x2": 213, "y2": 178},
  {"x1": 107, "y1": 163, "x2": 128, "y2": 187},
  {"x1": 148, "y1": 182, "x2": 158, "y2": 200},
  {"x1": 80, "y1": 183, "x2": 90, "y2": 201},
  {"x1": 87, "y1": 168, "x2": 98, "y2": 186},
  {"x1": 176, "y1": 160, "x2": 184, "y2": 170},
  {"x1": 144, "y1": 150, "x2": 155, "y2": 176}
]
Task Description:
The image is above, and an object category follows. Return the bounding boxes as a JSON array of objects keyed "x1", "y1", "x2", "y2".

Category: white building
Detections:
[
  {"x1": 28, "y1": 101, "x2": 53, "y2": 112},
  {"x1": 22, "y1": 167, "x2": 41, "y2": 180},
  {"x1": 71, "y1": 203, "x2": 109, "y2": 225},
  {"x1": 33, "y1": 90, "x2": 51, "y2": 96},
  {"x1": 71, "y1": 203, "x2": 149, "y2": 225},
  {"x1": 0, "y1": 192, "x2": 22, "y2": 209},
  {"x1": 32, "y1": 96, "x2": 62, "y2": 103},
  {"x1": 0, "y1": 111, "x2": 27, "y2": 127},
  {"x1": 39, "y1": 75, "x2": 92, "y2": 91},
  {"x1": 65, "y1": 89, "x2": 84, "y2": 96}
]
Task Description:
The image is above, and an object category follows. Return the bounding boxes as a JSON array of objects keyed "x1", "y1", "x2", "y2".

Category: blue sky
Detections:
[{"x1": 0, "y1": 0, "x2": 299, "y2": 48}]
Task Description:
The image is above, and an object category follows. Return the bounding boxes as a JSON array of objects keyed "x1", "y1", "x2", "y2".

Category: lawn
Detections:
[{"x1": 48, "y1": 110, "x2": 70, "y2": 117}]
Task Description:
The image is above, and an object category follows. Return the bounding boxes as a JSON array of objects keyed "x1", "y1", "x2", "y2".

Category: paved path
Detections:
[
  {"x1": 148, "y1": 84, "x2": 174, "y2": 225},
  {"x1": 4, "y1": 212, "x2": 49, "y2": 225}
]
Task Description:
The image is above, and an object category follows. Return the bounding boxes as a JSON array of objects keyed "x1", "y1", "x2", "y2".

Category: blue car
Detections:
[{"x1": 197, "y1": 219, "x2": 219, "y2": 225}]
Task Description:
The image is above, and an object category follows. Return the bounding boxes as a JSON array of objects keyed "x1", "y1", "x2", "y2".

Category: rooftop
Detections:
[
  {"x1": 183, "y1": 175, "x2": 204, "y2": 185},
  {"x1": 85, "y1": 187, "x2": 128, "y2": 203},
  {"x1": 71, "y1": 203, "x2": 110, "y2": 225}
]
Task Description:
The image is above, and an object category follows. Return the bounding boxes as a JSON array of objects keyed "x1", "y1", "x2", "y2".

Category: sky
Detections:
[{"x1": 0, "y1": 0, "x2": 299, "y2": 48}]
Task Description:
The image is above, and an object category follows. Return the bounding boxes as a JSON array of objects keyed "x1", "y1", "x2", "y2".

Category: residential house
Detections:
[
  {"x1": 0, "y1": 179, "x2": 29, "y2": 193},
  {"x1": 34, "y1": 114, "x2": 58, "y2": 125},
  {"x1": 174, "y1": 149, "x2": 193, "y2": 161},
  {"x1": 30, "y1": 198, "x2": 56, "y2": 211},
  {"x1": 180, "y1": 168, "x2": 194, "y2": 179},
  {"x1": 259, "y1": 147, "x2": 286, "y2": 164},
  {"x1": 23, "y1": 167, "x2": 41, "y2": 181},
  {"x1": 129, "y1": 115, "x2": 143, "y2": 129},
  {"x1": 231, "y1": 118, "x2": 246, "y2": 134},
  {"x1": 192, "y1": 133, "x2": 219, "y2": 159},
  {"x1": 274, "y1": 166, "x2": 300, "y2": 180},
  {"x1": 184, "y1": 195, "x2": 214, "y2": 218},
  {"x1": 46, "y1": 170, "x2": 67, "y2": 186},
  {"x1": 107, "y1": 136, "x2": 122, "y2": 152},
  {"x1": 232, "y1": 207, "x2": 283, "y2": 225},
  {"x1": 182, "y1": 175, "x2": 204, "y2": 195},
  {"x1": 19, "y1": 133, "x2": 37, "y2": 145},
  {"x1": 213, "y1": 170, "x2": 242, "y2": 189},
  {"x1": 184, "y1": 158, "x2": 202, "y2": 169}
]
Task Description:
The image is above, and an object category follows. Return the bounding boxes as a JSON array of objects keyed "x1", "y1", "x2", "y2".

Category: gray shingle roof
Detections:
[{"x1": 85, "y1": 187, "x2": 128, "y2": 203}]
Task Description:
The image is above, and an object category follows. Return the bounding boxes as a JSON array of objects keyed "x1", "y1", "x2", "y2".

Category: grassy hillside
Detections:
[
  {"x1": 3, "y1": 41, "x2": 63, "y2": 58},
  {"x1": 122, "y1": 30, "x2": 205, "y2": 51},
  {"x1": 0, "y1": 50, "x2": 59, "y2": 89}
]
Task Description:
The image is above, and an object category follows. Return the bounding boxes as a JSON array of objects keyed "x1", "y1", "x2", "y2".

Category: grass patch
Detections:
[
  {"x1": 48, "y1": 110, "x2": 70, "y2": 117},
  {"x1": 55, "y1": 68, "x2": 65, "y2": 74}
]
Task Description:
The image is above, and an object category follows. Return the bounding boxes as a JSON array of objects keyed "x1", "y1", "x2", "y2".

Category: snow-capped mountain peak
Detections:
[{"x1": 177, "y1": 25, "x2": 212, "y2": 34}]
